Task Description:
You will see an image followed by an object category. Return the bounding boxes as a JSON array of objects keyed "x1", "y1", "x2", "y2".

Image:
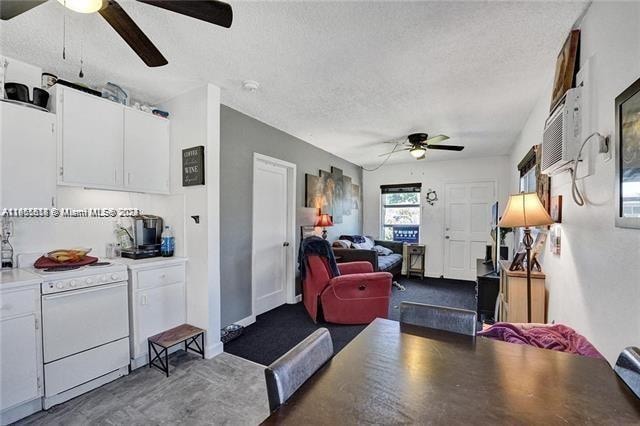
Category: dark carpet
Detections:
[{"x1": 224, "y1": 277, "x2": 477, "y2": 365}]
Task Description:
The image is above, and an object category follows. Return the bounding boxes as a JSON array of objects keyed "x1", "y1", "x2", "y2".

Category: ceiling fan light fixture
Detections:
[
  {"x1": 409, "y1": 146, "x2": 426, "y2": 158},
  {"x1": 57, "y1": 0, "x2": 104, "y2": 14}
]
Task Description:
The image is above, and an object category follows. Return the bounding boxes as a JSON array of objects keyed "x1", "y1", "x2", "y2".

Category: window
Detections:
[{"x1": 380, "y1": 183, "x2": 421, "y2": 243}]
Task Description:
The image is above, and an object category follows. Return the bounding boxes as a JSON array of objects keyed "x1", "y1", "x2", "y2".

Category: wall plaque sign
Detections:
[{"x1": 182, "y1": 146, "x2": 205, "y2": 186}]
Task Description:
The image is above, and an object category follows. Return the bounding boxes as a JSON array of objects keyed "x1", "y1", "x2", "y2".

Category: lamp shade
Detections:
[
  {"x1": 499, "y1": 192, "x2": 554, "y2": 228},
  {"x1": 315, "y1": 214, "x2": 334, "y2": 227}
]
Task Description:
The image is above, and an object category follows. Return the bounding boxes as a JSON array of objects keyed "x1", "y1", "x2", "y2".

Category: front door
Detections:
[
  {"x1": 443, "y1": 181, "x2": 495, "y2": 280},
  {"x1": 253, "y1": 157, "x2": 290, "y2": 316}
]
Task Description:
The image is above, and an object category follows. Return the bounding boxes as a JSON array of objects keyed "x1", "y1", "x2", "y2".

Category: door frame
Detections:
[
  {"x1": 442, "y1": 179, "x2": 497, "y2": 280},
  {"x1": 251, "y1": 153, "x2": 297, "y2": 321}
]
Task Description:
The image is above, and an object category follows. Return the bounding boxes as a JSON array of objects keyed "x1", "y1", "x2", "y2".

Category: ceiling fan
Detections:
[
  {"x1": 0, "y1": 0, "x2": 233, "y2": 67},
  {"x1": 379, "y1": 133, "x2": 464, "y2": 160}
]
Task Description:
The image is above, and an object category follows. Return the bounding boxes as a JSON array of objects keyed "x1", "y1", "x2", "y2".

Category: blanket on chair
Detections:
[
  {"x1": 478, "y1": 322, "x2": 604, "y2": 359},
  {"x1": 298, "y1": 236, "x2": 340, "y2": 281}
]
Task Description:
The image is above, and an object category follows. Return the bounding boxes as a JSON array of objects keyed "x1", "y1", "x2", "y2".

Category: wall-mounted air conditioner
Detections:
[{"x1": 541, "y1": 87, "x2": 582, "y2": 175}]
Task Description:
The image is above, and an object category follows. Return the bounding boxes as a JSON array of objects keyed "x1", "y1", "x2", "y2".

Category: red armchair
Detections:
[{"x1": 302, "y1": 255, "x2": 392, "y2": 324}]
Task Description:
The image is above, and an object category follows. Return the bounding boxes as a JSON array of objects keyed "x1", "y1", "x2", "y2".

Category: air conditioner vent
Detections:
[{"x1": 541, "y1": 87, "x2": 582, "y2": 175}]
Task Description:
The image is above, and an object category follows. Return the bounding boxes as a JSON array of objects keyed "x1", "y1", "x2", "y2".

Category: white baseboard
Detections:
[
  {"x1": 294, "y1": 294, "x2": 302, "y2": 303},
  {"x1": 1, "y1": 398, "x2": 42, "y2": 425},
  {"x1": 205, "y1": 341, "x2": 223, "y2": 359},
  {"x1": 235, "y1": 314, "x2": 256, "y2": 327}
]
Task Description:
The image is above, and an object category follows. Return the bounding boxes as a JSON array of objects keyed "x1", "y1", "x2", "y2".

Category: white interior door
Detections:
[
  {"x1": 252, "y1": 157, "x2": 291, "y2": 316},
  {"x1": 444, "y1": 181, "x2": 495, "y2": 280}
]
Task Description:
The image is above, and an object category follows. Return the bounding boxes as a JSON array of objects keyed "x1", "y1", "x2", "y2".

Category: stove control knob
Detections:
[
  {"x1": 69, "y1": 280, "x2": 77, "y2": 288},
  {"x1": 99, "y1": 275, "x2": 106, "y2": 282},
  {"x1": 111, "y1": 274, "x2": 119, "y2": 280},
  {"x1": 56, "y1": 282, "x2": 64, "y2": 289},
  {"x1": 85, "y1": 278, "x2": 93, "y2": 284}
]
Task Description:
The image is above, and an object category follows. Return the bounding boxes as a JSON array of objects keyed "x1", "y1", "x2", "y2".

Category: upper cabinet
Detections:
[
  {"x1": 124, "y1": 109, "x2": 170, "y2": 194},
  {"x1": 1, "y1": 102, "x2": 57, "y2": 209},
  {"x1": 58, "y1": 87, "x2": 124, "y2": 188},
  {"x1": 51, "y1": 86, "x2": 170, "y2": 194}
]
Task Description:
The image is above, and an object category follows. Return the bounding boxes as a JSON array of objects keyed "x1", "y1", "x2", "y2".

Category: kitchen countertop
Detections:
[
  {"x1": 0, "y1": 268, "x2": 42, "y2": 290},
  {"x1": 114, "y1": 256, "x2": 187, "y2": 270}
]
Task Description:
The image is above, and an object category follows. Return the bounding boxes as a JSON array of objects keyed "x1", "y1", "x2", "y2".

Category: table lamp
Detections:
[
  {"x1": 315, "y1": 214, "x2": 334, "y2": 240},
  {"x1": 499, "y1": 192, "x2": 554, "y2": 322}
]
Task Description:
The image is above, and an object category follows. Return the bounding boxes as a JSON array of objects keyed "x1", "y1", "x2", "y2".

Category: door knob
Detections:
[
  {"x1": 445, "y1": 236, "x2": 450, "y2": 239},
  {"x1": 283, "y1": 242, "x2": 290, "y2": 247}
]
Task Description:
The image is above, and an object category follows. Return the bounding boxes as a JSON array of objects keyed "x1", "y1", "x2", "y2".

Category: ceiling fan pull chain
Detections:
[
  {"x1": 62, "y1": 1, "x2": 67, "y2": 60},
  {"x1": 79, "y1": 19, "x2": 84, "y2": 78}
]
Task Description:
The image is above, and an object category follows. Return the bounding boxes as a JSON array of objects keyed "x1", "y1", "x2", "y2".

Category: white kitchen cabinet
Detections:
[
  {"x1": 0, "y1": 284, "x2": 43, "y2": 424},
  {"x1": 49, "y1": 86, "x2": 171, "y2": 193},
  {"x1": 55, "y1": 86, "x2": 124, "y2": 189},
  {"x1": 124, "y1": 258, "x2": 186, "y2": 368},
  {"x1": 124, "y1": 109, "x2": 170, "y2": 194},
  {"x1": 0, "y1": 102, "x2": 56, "y2": 209}
]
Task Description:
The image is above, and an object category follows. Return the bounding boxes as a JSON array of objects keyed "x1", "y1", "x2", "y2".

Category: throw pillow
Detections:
[
  {"x1": 353, "y1": 238, "x2": 374, "y2": 250},
  {"x1": 374, "y1": 245, "x2": 393, "y2": 256},
  {"x1": 332, "y1": 240, "x2": 352, "y2": 249}
]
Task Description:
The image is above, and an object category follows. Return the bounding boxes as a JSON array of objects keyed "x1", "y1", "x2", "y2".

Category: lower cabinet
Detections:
[
  {"x1": 127, "y1": 260, "x2": 186, "y2": 368},
  {"x1": 0, "y1": 286, "x2": 43, "y2": 422}
]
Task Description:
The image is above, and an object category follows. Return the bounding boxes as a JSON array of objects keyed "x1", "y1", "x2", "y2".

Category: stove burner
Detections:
[
  {"x1": 88, "y1": 262, "x2": 112, "y2": 267},
  {"x1": 43, "y1": 265, "x2": 81, "y2": 272}
]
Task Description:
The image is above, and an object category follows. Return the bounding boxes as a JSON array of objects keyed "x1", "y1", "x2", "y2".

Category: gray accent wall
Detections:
[{"x1": 220, "y1": 105, "x2": 363, "y2": 326}]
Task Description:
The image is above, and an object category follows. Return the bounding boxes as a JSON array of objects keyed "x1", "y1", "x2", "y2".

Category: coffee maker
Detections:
[{"x1": 121, "y1": 215, "x2": 163, "y2": 259}]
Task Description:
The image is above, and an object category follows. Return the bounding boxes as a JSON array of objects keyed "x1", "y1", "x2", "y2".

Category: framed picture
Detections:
[
  {"x1": 509, "y1": 252, "x2": 526, "y2": 271},
  {"x1": 615, "y1": 76, "x2": 640, "y2": 229},
  {"x1": 182, "y1": 146, "x2": 205, "y2": 186},
  {"x1": 550, "y1": 29, "x2": 580, "y2": 112},
  {"x1": 530, "y1": 232, "x2": 547, "y2": 272},
  {"x1": 550, "y1": 195, "x2": 563, "y2": 223}
]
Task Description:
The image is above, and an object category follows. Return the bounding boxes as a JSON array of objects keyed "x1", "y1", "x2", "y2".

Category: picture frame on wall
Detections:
[
  {"x1": 550, "y1": 29, "x2": 580, "y2": 112},
  {"x1": 615, "y1": 76, "x2": 640, "y2": 229},
  {"x1": 550, "y1": 195, "x2": 563, "y2": 223}
]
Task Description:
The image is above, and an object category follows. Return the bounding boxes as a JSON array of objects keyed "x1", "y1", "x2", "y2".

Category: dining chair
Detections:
[
  {"x1": 400, "y1": 301, "x2": 477, "y2": 336},
  {"x1": 264, "y1": 328, "x2": 334, "y2": 412},
  {"x1": 614, "y1": 347, "x2": 640, "y2": 399}
]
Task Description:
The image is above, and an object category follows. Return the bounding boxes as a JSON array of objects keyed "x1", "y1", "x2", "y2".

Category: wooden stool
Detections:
[{"x1": 148, "y1": 324, "x2": 205, "y2": 376}]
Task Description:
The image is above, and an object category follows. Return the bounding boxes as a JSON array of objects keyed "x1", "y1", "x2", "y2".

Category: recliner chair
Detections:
[{"x1": 302, "y1": 256, "x2": 392, "y2": 324}]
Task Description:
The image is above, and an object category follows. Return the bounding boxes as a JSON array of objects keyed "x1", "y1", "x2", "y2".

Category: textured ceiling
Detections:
[{"x1": 0, "y1": 1, "x2": 587, "y2": 166}]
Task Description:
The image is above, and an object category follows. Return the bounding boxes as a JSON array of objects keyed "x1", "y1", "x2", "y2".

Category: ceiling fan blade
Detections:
[
  {"x1": 425, "y1": 134, "x2": 450, "y2": 144},
  {"x1": 378, "y1": 148, "x2": 410, "y2": 157},
  {"x1": 137, "y1": 0, "x2": 232, "y2": 28},
  {"x1": 99, "y1": 0, "x2": 168, "y2": 67},
  {"x1": 0, "y1": 0, "x2": 46, "y2": 20},
  {"x1": 426, "y1": 144, "x2": 465, "y2": 151},
  {"x1": 383, "y1": 137, "x2": 408, "y2": 145}
]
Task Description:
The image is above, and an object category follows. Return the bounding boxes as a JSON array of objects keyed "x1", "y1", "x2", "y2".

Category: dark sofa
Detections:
[{"x1": 332, "y1": 238, "x2": 403, "y2": 277}]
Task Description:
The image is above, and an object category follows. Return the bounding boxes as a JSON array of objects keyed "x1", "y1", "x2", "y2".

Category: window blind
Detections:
[{"x1": 380, "y1": 183, "x2": 422, "y2": 194}]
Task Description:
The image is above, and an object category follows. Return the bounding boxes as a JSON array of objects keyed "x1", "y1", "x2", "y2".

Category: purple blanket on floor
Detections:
[{"x1": 478, "y1": 322, "x2": 604, "y2": 359}]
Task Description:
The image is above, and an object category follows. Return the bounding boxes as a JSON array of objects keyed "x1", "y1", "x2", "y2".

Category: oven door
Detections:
[{"x1": 42, "y1": 281, "x2": 129, "y2": 363}]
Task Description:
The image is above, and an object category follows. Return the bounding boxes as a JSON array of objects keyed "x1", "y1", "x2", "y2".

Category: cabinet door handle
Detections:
[
  {"x1": 141, "y1": 294, "x2": 148, "y2": 305},
  {"x1": 114, "y1": 168, "x2": 118, "y2": 184},
  {"x1": 127, "y1": 172, "x2": 132, "y2": 185}
]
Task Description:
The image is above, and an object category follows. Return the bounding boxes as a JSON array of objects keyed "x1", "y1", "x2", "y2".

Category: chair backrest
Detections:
[
  {"x1": 400, "y1": 301, "x2": 477, "y2": 336},
  {"x1": 265, "y1": 328, "x2": 334, "y2": 412},
  {"x1": 614, "y1": 347, "x2": 640, "y2": 399}
]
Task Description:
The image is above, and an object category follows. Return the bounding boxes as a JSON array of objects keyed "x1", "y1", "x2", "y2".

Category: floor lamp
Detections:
[{"x1": 498, "y1": 192, "x2": 554, "y2": 323}]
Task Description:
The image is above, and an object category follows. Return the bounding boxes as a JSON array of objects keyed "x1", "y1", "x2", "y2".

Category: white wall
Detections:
[
  {"x1": 509, "y1": 2, "x2": 640, "y2": 364},
  {"x1": 9, "y1": 188, "x2": 184, "y2": 258},
  {"x1": 363, "y1": 155, "x2": 511, "y2": 277},
  {"x1": 162, "y1": 84, "x2": 222, "y2": 358}
]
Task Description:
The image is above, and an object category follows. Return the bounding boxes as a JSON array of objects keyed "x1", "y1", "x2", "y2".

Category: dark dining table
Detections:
[{"x1": 263, "y1": 318, "x2": 640, "y2": 424}]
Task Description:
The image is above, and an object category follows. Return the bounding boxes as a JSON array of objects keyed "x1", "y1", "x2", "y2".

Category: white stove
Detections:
[
  {"x1": 27, "y1": 262, "x2": 128, "y2": 295},
  {"x1": 17, "y1": 254, "x2": 130, "y2": 409}
]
